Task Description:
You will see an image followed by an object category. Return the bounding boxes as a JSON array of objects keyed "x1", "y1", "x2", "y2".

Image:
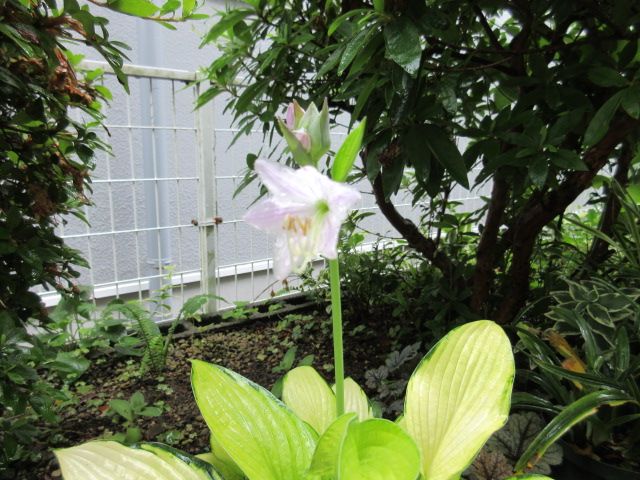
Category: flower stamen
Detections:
[{"x1": 283, "y1": 214, "x2": 312, "y2": 236}]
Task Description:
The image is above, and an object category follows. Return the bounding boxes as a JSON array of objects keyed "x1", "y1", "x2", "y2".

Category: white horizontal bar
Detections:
[
  {"x1": 78, "y1": 60, "x2": 199, "y2": 82},
  {"x1": 92, "y1": 177, "x2": 198, "y2": 184},
  {"x1": 104, "y1": 124, "x2": 197, "y2": 131},
  {"x1": 39, "y1": 240, "x2": 395, "y2": 308},
  {"x1": 61, "y1": 223, "x2": 195, "y2": 240}
]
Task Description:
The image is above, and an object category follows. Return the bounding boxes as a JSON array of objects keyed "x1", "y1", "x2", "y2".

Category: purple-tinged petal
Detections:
[
  {"x1": 294, "y1": 130, "x2": 311, "y2": 152},
  {"x1": 254, "y1": 160, "x2": 318, "y2": 202},
  {"x1": 243, "y1": 198, "x2": 310, "y2": 233},
  {"x1": 286, "y1": 103, "x2": 296, "y2": 129},
  {"x1": 317, "y1": 215, "x2": 340, "y2": 259}
]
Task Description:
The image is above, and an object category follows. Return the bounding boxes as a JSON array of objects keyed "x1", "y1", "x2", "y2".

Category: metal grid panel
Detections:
[{"x1": 38, "y1": 61, "x2": 489, "y2": 316}]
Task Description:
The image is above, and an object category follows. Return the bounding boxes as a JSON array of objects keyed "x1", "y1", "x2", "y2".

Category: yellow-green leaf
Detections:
[
  {"x1": 339, "y1": 419, "x2": 421, "y2": 480},
  {"x1": 331, "y1": 119, "x2": 366, "y2": 183},
  {"x1": 202, "y1": 434, "x2": 245, "y2": 480},
  {"x1": 308, "y1": 413, "x2": 357, "y2": 478},
  {"x1": 403, "y1": 320, "x2": 515, "y2": 480},
  {"x1": 338, "y1": 377, "x2": 373, "y2": 421},
  {"x1": 283, "y1": 366, "x2": 336, "y2": 435},
  {"x1": 191, "y1": 360, "x2": 316, "y2": 480}
]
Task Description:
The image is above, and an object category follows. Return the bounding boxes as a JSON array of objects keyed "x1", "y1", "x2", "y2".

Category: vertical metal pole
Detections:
[
  {"x1": 195, "y1": 82, "x2": 218, "y2": 315},
  {"x1": 138, "y1": 20, "x2": 173, "y2": 315}
]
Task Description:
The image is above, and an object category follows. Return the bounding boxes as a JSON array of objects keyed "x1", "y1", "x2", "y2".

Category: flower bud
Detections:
[{"x1": 279, "y1": 99, "x2": 331, "y2": 167}]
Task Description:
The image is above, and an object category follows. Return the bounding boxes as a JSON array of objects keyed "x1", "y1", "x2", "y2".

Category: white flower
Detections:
[{"x1": 244, "y1": 160, "x2": 361, "y2": 280}]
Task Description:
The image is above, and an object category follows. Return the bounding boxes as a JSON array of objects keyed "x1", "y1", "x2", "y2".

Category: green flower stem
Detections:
[{"x1": 329, "y1": 258, "x2": 345, "y2": 416}]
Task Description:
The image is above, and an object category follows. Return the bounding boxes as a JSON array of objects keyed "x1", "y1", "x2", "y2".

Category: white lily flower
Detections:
[{"x1": 244, "y1": 160, "x2": 361, "y2": 280}]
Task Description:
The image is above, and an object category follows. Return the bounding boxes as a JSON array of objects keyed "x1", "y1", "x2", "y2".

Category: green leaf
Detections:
[
  {"x1": 308, "y1": 415, "x2": 420, "y2": 480},
  {"x1": 308, "y1": 413, "x2": 357, "y2": 477},
  {"x1": 587, "y1": 66, "x2": 627, "y2": 87},
  {"x1": 318, "y1": 45, "x2": 345, "y2": 77},
  {"x1": 201, "y1": 10, "x2": 253, "y2": 45},
  {"x1": 191, "y1": 360, "x2": 316, "y2": 480},
  {"x1": 514, "y1": 390, "x2": 633, "y2": 473},
  {"x1": 182, "y1": 0, "x2": 196, "y2": 17},
  {"x1": 627, "y1": 184, "x2": 640, "y2": 203},
  {"x1": 138, "y1": 444, "x2": 222, "y2": 479},
  {"x1": 107, "y1": 0, "x2": 159, "y2": 17},
  {"x1": 404, "y1": 126, "x2": 431, "y2": 185},
  {"x1": 421, "y1": 125, "x2": 469, "y2": 188},
  {"x1": 282, "y1": 366, "x2": 336, "y2": 435},
  {"x1": 327, "y1": 9, "x2": 368, "y2": 37},
  {"x1": 373, "y1": 0, "x2": 384, "y2": 12},
  {"x1": 384, "y1": 17, "x2": 422, "y2": 75},
  {"x1": 109, "y1": 399, "x2": 133, "y2": 422},
  {"x1": 528, "y1": 157, "x2": 548, "y2": 187},
  {"x1": 55, "y1": 441, "x2": 221, "y2": 479},
  {"x1": 403, "y1": 320, "x2": 515, "y2": 479},
  {"x1": 339, "y1": 27, "x2": 376, "y2": 76},
  {"x1": 47, "y1": 352, "x2": 90, "y2": 380},
  {"x1": 583, "y1": 91, "x2": 624, "y2": 147},
  {"x1": 332, "y1": 119, "x2": 366, "y2": 182},
  {"x1": 621, "y1": 86, "x2": 640, "y2": 119},
  {"x1": 550, "y1": 150, "x2": 588, "y2": 171},
  {"x1": 339, "y1": 419, "x2": 421, "y2": 480},
  {"x1": 204, "y1": 434, "x2": 245, "y2": 480}
]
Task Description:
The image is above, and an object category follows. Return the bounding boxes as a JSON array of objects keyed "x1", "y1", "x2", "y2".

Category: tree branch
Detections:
[
  {"x1": 471, "y1": 3, "x2": 505, "y2": 51},
  {"x1": 371, "y1": 174, "x2": 454, "y2": 278}
]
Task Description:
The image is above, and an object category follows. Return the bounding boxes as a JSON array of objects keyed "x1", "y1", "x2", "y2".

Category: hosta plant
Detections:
[{"x1": 53, "y1": 320, "x2": 539, "y2": 480}]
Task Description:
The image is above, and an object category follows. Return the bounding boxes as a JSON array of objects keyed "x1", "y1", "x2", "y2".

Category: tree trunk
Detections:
[
  {"x1": 471, "y1": 174, "x2": 509, "y2": 314},
  {"x1": 494, "y1": 118, "x2": 638, "y2": 324}
]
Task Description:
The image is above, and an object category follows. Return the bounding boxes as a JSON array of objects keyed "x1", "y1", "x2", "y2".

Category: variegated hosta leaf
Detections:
[
  {"x1": 55, "y1": 441, "x2": 221, "y2": 479},
  {"x1": 194, "y1": 434, "x2": 245, "y2": 480},
  {"x1": 404, "y1": 320, "x2": 515, "y2": 480},
  {"x1": 337, "y1": 377, "x2": 373, "y2": 421},
  {"x1": 191, "y1": 360, "x2": 316, "y2": 480},
  {"x1": 308, "y1": 414, "x2": 420, "y2": 480},
  {"x1": 283, "y1": 366, "x2": 336, "y2": 434}
]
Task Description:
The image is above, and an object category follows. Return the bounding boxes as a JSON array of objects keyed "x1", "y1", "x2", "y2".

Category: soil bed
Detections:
[{"x1": 22, "y1": 307, "x2": 390, "y2": 479}]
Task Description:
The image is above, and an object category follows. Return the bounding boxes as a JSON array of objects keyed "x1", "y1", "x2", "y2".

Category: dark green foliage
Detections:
[
  {"x1": 107, "y1": 391, "x2": 163, "y2": 444},
  {"x1": 515, "y1": 277, "x2": 640, "y2": 469},
  {"x1": 466, "y1": 412, "x2": 563, "y2": 479},
  {"x1": 0, "y1": 1, "x2": 129, "y2": 471},
  {"x1": 0, "y1": 0, "x2": 202, "y2": 472},
  {"x1": 303, "y1": 208, "x2": 478, "y2": 345}
]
